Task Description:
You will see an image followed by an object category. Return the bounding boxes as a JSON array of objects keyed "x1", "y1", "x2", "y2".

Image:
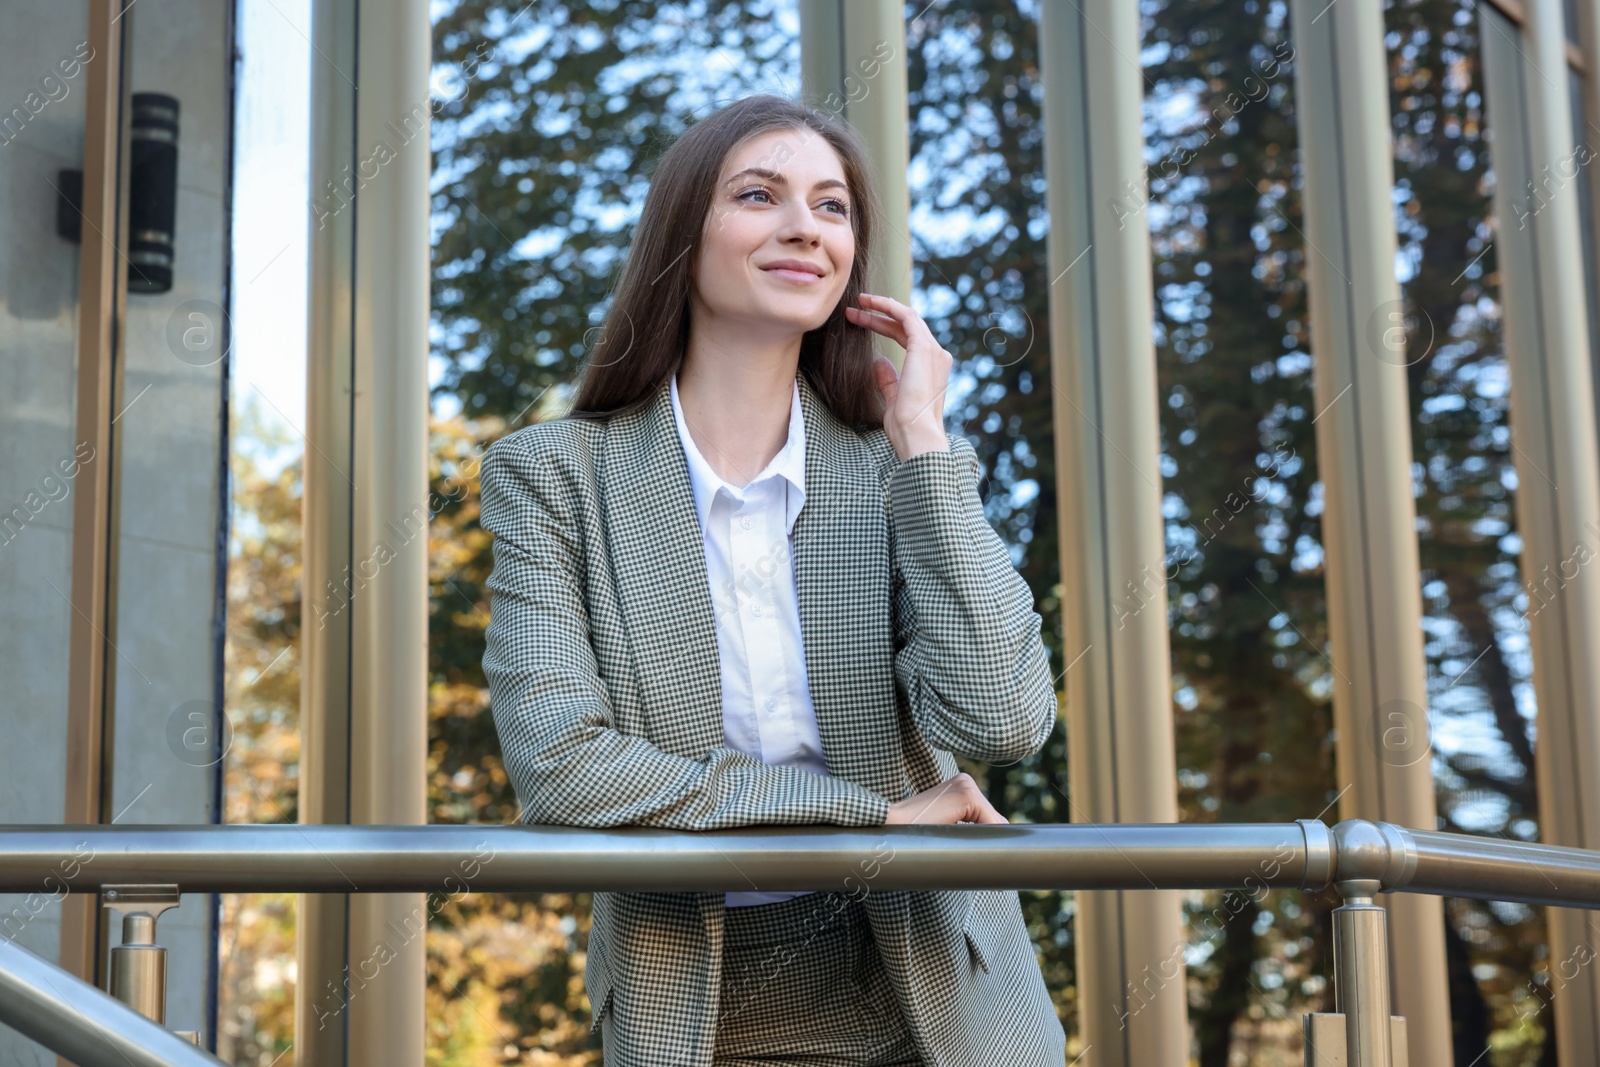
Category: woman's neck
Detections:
[{"x1": 677, "y1": 329, "x2": 801, "y2": 490}]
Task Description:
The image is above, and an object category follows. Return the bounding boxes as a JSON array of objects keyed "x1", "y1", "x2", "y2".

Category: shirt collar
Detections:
[{"x1": 670, "y1": 371, "x2": 807, "y2": 535}]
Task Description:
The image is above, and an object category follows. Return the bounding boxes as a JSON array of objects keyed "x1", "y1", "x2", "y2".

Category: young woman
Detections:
[{"x1": 479, "y1": 93, "x2": 1064, "y2": 1067}]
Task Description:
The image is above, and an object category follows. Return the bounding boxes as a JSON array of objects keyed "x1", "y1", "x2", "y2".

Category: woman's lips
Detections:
[{"x1": 763, "y1": 267, "x2": 823, "y2": 284}]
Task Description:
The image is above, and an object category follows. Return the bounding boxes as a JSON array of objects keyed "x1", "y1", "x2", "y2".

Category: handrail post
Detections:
[
  {"x1": 104, "y1": 885, "x2": 178, "y2": 1025},
  {"x1": 1333, "y1": 878, "x2": 1393, "y2": 1067},
  {"x1": 101, "y1": 884, "x2": 200, "y2": 1044}
]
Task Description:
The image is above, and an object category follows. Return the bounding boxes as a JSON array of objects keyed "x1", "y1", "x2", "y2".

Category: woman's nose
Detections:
[{"x1": 778, "y1": 201, "x2": 822, "y2": 239}]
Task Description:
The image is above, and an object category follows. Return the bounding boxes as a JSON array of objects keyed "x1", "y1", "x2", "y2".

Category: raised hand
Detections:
[{"x1": 846, "y1": 292, "x2": 953, "y2": 462}]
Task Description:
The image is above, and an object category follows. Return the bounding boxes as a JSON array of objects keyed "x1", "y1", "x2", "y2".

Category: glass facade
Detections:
[{"x1": 2, "y1": 1, "x2": 1599, "y2": 1064}]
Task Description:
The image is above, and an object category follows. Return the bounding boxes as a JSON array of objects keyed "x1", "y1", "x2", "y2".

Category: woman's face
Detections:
[{"x1": 695, "y1": 126, "x2": 856, "y2": 338}]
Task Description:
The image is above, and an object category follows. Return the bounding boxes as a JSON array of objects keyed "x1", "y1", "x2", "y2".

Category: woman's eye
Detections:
[{"x1": 735, "y1": 187, "x2": 850, "y2": 218}]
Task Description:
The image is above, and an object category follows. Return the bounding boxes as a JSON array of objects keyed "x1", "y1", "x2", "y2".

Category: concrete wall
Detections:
[{"x1": 0, "y1": 0, "x2": 230, "y2": 1057}]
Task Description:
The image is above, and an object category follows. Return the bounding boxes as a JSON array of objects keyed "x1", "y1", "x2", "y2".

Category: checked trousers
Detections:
[{"x1": 710, "y1": 889, "x2": 922, "y2": 1067}]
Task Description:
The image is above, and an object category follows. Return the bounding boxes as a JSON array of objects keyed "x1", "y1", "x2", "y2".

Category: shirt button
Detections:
[
  {"x1": 764, "y1": 697, "x2": 778, "y2": 711},
  {"x1": 740, "y1": 517, "x2": 753, "y2": 530},
  {"x1": 751, "y1": 605, "x2": 763, "y2": 617}
]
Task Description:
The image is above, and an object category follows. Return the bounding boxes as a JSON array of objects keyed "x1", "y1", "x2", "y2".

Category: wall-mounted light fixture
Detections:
[
  {"x1": 127, "y1": 92, "x2": 178, "y2": 293},
  {"x1": 55, "y1": 91, "x2": 180, "y2": 295}
]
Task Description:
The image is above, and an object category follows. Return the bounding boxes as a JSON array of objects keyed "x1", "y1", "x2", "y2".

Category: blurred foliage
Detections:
[
  {"x1": 219, "y1": 395, "x2": 302, "y2": 1064},
  {"x1": 424, "y1": 413, "x2": 603, "y2": 1063},
  {"x1": 221, "y1": 0, "x2": 1560, "y2": 1063},
  {"x1": 223, "y1": 398, "x2": 602, "y2": 1064}
]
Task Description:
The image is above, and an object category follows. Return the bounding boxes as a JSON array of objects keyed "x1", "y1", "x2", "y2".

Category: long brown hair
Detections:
[{"x1": 565, "y1": 93, "x2": 886, "y2": 432}]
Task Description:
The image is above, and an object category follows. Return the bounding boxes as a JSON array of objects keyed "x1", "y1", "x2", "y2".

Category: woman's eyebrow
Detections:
[{"x1": 722, "y1": 166, "x2": 849, "y2": 193}]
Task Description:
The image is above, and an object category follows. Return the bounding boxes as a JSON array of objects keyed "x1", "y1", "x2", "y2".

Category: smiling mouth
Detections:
[{"x1": 763, "y1": 267, "x2": 824, "y2": 284}]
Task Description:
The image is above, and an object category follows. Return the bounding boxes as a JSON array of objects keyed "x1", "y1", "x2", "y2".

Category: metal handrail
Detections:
[
  {"x1": 1403, "y1": 826, "x2": 1600, "y2": 905},
  {"x1": 0, "y1": 935, "x2": 226, "y2": 1067},
  {"x1": 1, "y1": 818, "x2": 1597, "y2": 1067},
  {"x1": 2, "y1": 818, "x2": 1596, "y2": 905}
]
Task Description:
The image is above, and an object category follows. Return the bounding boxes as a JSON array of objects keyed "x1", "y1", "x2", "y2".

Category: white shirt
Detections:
[{"x1": 669, "y1": 372, "x2": 828, "y2": 908}]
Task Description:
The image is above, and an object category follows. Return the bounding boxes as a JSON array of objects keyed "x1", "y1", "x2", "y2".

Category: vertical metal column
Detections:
[
  {"x1": 798, "y1": 0, "x2": 911, "y2": 370},
  {"x1": 1580, "y1": 2, "x2": 1600, "y2": 354},
  {"x1": 1038, "y1": 2, "x2": 1190, "y2": 1062},
  {"x1": 1577, "y1": 0, "x2": 1600, "y2": 401},
  {"x1": 300, "y1": 0, "x2": 431, "y2": 1064},
  {"x1": 1285, "y1": 1, "x2": 1453, "y2": 1063},
  {"x1": 1333, "y1": 881, "x2": 1396, "y2": 1067},
  {"x1": 61, "y1": 7, "x2": 130, "y2": 1051},
  {"x1": 1481, "y1": 2, "x2": 1600, "y2": 1060},
  {"x1": 298, "y1": 0, "x2": 355, "y2": 1054}
]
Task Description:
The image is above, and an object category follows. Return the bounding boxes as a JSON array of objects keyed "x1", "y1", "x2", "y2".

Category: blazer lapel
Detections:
[
  {"x1": 793, "y1": 374, "x2": 915, "y2": 984},
  {"x1": 597, "y1": 372, "x2": 905, "y2": 802},
  {"x1": 793, "y1": 374, "x2": 904, "y2": 801},
  {"x1": 597, "y1": 377, "x2": 726, "y2": 759}
]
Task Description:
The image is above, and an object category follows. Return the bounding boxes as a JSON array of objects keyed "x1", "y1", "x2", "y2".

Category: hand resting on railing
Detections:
[{"x1": 885, "y1": 771, "x2": 1008, "y2": 825}]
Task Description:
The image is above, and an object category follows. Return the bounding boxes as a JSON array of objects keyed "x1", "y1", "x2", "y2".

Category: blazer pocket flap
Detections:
[
  {"x1": 585, "y1": 945, "x2": 615, "y2": 1035},
  {"x1": 962, "y1": 903, "x2": 991, "y2": 975},
  {"x1": 588, "y1": 986, "x2": 615, "y2": 1036}
]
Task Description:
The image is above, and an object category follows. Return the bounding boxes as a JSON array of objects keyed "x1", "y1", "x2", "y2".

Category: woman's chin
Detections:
[{"x1": 746, "y1": 303, "x2": 833, "y2": 336}]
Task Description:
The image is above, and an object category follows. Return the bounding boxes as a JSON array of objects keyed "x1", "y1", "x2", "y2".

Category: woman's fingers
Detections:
[
  {"x1": 845, "y1": 300, "x2": 908, "y2": 349},
  {"x1": 855, "y1": 300, "x2": 909, "y2": 349},
  {"x1": 852, "y1": 295, "x2": 950, "y2": 390},
  {"x1": 977, "y1": 803, "x2": 1010, "y2": 825},
  {"x1": 885, "y1": 773, "x2": 1012, "y2": 825},
  {"x1": 960, "y1": 781, "x2": 1008, "y2": 824},
  {"x1": 856, "y1": 293, "x2": 940, "y2": 351}
]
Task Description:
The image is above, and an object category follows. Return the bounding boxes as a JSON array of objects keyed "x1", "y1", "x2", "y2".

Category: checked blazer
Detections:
[{"x1": 478, "y1": 370, "x2": 1066, "y2": 1067}]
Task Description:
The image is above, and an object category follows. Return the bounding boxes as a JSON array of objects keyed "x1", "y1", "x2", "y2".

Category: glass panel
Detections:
[
  {"x1": 217, "y1": 0, "x2": 310, "y2": 1059},
  {"x1": 428, "y1": 1, "x2": 803, "y2": 1055},
  {"x1": 0, "y1": 4, "x2": 92, "y2": 1064},
  {"x1": 902, "y1": 0, "x2": 1075, "y2": 1039},
  {"x1": 1398, "y1": 3, "x2": 1548, "y2": 1061},
  {"x1": 101, "y1": 0, "x2": 237, "y2": 1046},
  {"x1": 1139, "y1": 4, "x2": 1328, "y2": 1056}
]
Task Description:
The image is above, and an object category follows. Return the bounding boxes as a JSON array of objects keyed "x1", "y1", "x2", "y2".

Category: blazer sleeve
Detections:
[
  {"x1": 479, "y1": 433, "x2": 893, "y2": 830},
  {"x1": 886, "y1": 432, "x2": 1057, "y2": 766}
]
